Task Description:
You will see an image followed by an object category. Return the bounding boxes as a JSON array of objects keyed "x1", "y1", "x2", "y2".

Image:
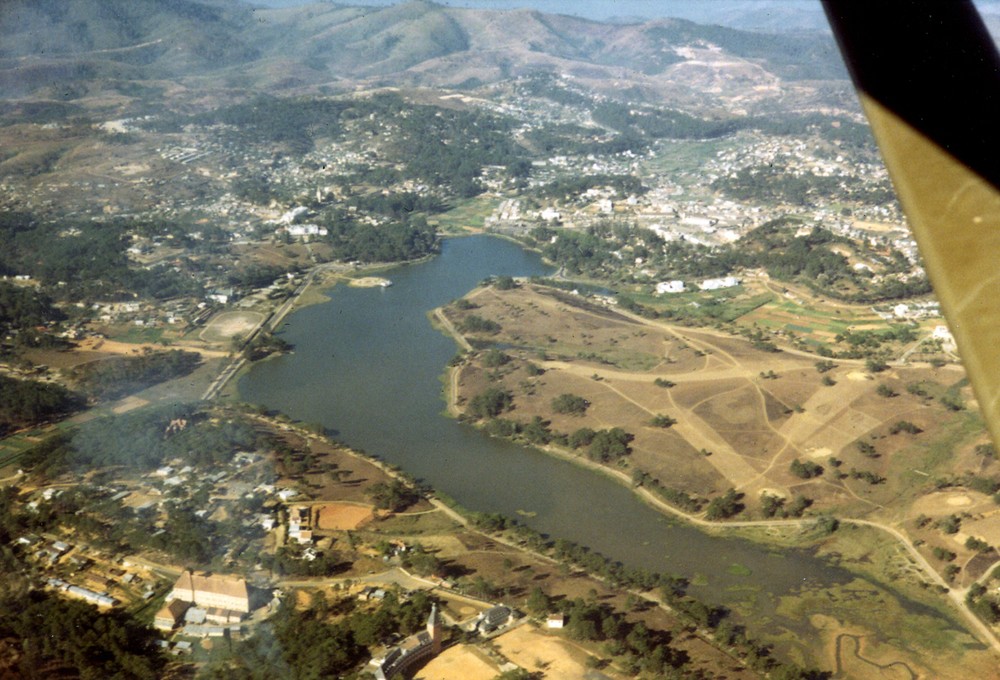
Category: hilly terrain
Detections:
[{"x1": 0, "y1": 0, "x2": 851, "y2": 115}]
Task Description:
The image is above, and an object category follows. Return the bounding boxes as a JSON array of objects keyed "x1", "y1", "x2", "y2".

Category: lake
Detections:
[{"x1": 238, "y1": 235, "x2": 917, "y2": 642}]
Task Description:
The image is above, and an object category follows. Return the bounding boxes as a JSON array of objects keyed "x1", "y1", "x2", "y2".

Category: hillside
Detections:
[{"x1": 0, "y1": 0, "x2": 850, "y2": 114}]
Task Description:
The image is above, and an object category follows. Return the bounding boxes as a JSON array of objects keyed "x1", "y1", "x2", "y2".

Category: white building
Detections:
[
  {"x1": 655, "y1": 280, "x2": 686, "y2": 295},
  {"x1": 167, "y1": 572, "x2": 250, "y2": 614},
  {"x1": 699, "y1": 276, "x2": 740, "y2": 291}
]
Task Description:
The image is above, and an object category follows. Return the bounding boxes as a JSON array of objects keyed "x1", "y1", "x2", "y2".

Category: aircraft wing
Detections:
[{"x1": 823, "y1": 0, "x2": 1000, "y2": 445}]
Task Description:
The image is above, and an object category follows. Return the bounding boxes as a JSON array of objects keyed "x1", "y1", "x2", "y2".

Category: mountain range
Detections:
[{"x1": 0, "y1": 0, "x2": 851, "y2": 114}]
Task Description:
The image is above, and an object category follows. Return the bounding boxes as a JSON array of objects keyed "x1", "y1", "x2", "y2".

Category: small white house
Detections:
[
  {"x1": 656, "y1": 280, "x2": 686, "y2": 295},
  {"x1": 699, "y1": 276, "x2": 740, "y2": 291}
]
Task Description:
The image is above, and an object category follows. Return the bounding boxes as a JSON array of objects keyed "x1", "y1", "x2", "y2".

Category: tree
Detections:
[
  {"x1": 815, "y1": 360, "x2": 837, "y2": 373},
  {"x1": 366, "y1": 479, "x2": 419, "y2": 512},
  {"x1": 568, "y1": 427, "x2": 597, "y2": 449},
  {"x1": 866, "y1": 357, "x2": 889, "y2": 373},
  {"x1": 481, "y1": 349, "x2": 511, "y2": 368},
  {"x1": 551, "y1": 393, "x2": 589, "y2": 415},
  {"x1": 789, "y1": 459, "x2": 823, "y2": 479},
  {"x1": 649, "y1": 414, "x2": 678, "y2": 428},
  {"x1": 459, "y1": 314, "x2": 501, "y2": 334},
  {"x1": 889, "y1": 420, "x2": 921, "y2": 434},
  {"x1": 705, "y1": 489, "x2": 744, "y2": 520},
  {"x1": 526, "y1": 586, "x2": 552, "y2": 616},
  {"x1": 587, "y1": 428, "x2": 633, "y2": 462},
  {"x1": 875, "y1": 383, "x2": 896, "y2": 398},
  {"x1": 468, "y1": 388, "x2": 513, "y2": 419},
  {"x1": 493, "y1": 275, "x2": 517, "y2": 290}
]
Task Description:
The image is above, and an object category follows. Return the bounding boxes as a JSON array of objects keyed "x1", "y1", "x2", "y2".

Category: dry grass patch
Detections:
[
  {"x1": 413, "y1": 644, "x2": 499, "y2": 680},
  {"x1": 494, "y1": 624, "x2": 611, "y2": 679}
]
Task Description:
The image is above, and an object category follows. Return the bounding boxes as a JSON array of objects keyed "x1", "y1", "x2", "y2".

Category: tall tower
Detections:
[{"x1": 427, "y1": 603, "x2": 442, "y2": 655}]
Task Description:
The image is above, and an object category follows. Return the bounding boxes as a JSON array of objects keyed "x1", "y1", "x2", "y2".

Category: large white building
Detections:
[{"x1": 167, "y1": 572, "x2": 250, "y2": 614}]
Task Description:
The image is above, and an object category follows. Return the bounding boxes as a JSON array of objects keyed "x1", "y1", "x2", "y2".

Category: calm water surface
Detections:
[{"x1": 240, "y1": 236, "x2": 847, "y2": 612}]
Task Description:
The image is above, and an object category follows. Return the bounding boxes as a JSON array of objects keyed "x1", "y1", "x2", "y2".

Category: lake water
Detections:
[{"x1": 238, "y1": 235, "x2": 869, "y2": 630}]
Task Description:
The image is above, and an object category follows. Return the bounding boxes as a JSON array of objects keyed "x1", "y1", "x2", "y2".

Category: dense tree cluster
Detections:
[
  {"x1": 0, "y1": 212, "x2": 203, "y2": 301},
  {"x1": 966, "y1": 584, "x2": 1000, "y2": 625},
  {"x1": 0, "y1": 281, "x2": 63, "y2": 335},
  {"x1": 529, "y1": 218, "x2": 927, "y2": 305},
  {"x1": 0, "y1": 590, "x2": 164, "y2": 679},
  {"x1": 561, "y1": 597, "x2": 688, "y2": 675},
  {"x1": 319, "y1": 214, "x2": 440, "y2": 263},
  {"x1": 536, "y1": 174, "x2": 648, "y2": 201},
  {"x1": 467, "y1": 387, "x2": 514, "y2": 420},
  {"x1": 67, "y1": 349, "x2": 201, "y2": 400},
  {"x1": 458, "y1": 314, "x2": 501, "y2": 335},
  {"x1": 790, "y1": 459, "x2": 824, "y2": 479},
  {"x1": 262, "y1": 546, "x2": 348, "y2": 577},
  {"x1": 23, "y1": 404, "x2": 262, "y2": 475},
  {"x1": 365, "y1": 479, "x2": 420, "y2": 512},
  {"x1": 705, "y1": 489, "x2": 744, "y2": 520},
  {"x1": 712, "y1": 164, "x2": 894, "y2": 207},
  {"x1": 551, "y1": 393, "x2": 589, "y2": 415},
  {"x1": 0, "y1": 375, "x2": 81, "y2": 434},
  {"x1": 586, "y1": 428, "x2": 633, "y2": 462}
]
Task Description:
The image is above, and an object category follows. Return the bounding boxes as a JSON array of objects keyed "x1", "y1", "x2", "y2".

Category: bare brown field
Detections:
[
  {"x1": 446, "y1": 283, "x2": 995, "y2": 528},
  {"x1": 493, "y1": 624, "x2": 614, "y2": 680},
  {"x1": 312, "y1": 502, "x2": 374, "y2": 530},
  {"x1": 199, "y1": 310, "x2": 265, "y2": 344},
  {"x1": 413, "y1": 644, "x2": 499, "y2": 680}
]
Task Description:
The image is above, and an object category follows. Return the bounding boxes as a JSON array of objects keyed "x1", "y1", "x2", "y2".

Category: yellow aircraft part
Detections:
[{"x1": 861, "y1": 93, "x2": 1000, "y2": 442}]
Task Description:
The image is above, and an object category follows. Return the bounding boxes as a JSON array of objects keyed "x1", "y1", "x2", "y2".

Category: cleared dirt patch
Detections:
[
  {"x1": 312, "y1": 502, "x2": 374, "y2": 530},
  {"x1": 199, "y1": 310, "x2": 265, "y2": 344},
  {"x1": 413, "y1": 644, "x2": 499, "y2": 680}
]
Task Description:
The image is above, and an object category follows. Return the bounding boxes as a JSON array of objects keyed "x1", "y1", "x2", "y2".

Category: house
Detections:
[
  {"x1": 167, "y1": 572, "x2": 250, "y2": 614},
  {"x1": 546, "y1": 613, "x2": 565, "y2": 629},
  {"x1": 655, "y1": 280, "x2": 685, "y2": 295},
  {"x1": 66, "y1": 585, "x2": 117, "y2": 608},
  {"x1": 207, "y1": 288, "x2": 235, "y2": 305},
  {"x1": 359, "y1": 587, "x2": 386, "y2": 601},
  {"x1": 154, "y1": 599, "x2": 190, "y2": 631},
  {"x1": 276, "y1": 488, "x2": 299, "y2": 502},
  {"x1": 699, "y1": 276, "x2": 740, "y2": 291},
  {"x1": 287, "y1": 224, "x2": 328, "y2": 238},
  {"x1": 476, "y1": 605, "x2": 518, "y2": 634}
]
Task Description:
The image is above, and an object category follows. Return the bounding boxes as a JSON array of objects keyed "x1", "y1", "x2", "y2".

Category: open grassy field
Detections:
[{"x1": 430, "y1": 196, "x2": 501, "y2": 233}]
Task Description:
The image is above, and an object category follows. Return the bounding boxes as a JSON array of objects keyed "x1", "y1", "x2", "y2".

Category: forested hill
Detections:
[{"x1": 0, "y1": 0, "x2": 847, "y2": 111}]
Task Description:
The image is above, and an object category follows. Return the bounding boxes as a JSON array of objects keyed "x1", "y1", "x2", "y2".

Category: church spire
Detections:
[{"x1": 427, "y1": 603, "x2": 442, "y2": 655}]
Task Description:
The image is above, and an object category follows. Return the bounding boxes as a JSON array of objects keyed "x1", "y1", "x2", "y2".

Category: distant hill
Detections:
[{"x1": 0, "y1": 0, "x2": 849, "y2": 112}]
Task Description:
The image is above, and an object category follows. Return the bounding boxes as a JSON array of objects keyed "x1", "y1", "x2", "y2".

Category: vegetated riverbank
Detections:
[
  {"x1": 437, "y1": 352, "x2": 1000, "y2": 674},
  {"x1": 431, "y1": 278, "x2": 1000, "y2": 672},
  {"x1": 241, "y1": 412, "x2": 785, "y2": 679}
]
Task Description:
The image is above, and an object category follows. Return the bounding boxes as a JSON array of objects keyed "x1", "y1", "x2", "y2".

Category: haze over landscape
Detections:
[{"x1": 2, "y1": 1, "x2": 1000, "y2": 678}]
